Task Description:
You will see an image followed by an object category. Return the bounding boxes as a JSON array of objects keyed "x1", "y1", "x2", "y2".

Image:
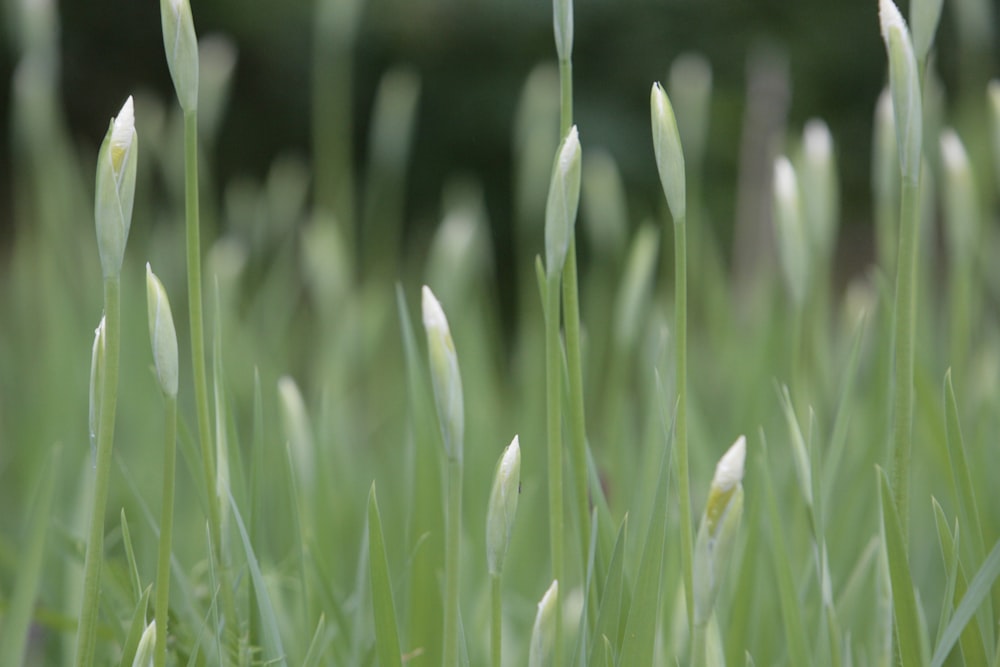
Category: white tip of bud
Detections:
[
  {"x1": 879, "y1": 0, "x2": 906, "y2": 43},
  {"x1": 112, "y1": 96, "x2": 134, "y2": 145},
  {"x1": 421, "y1": 285, "x2": 449, "y2": 334},
  {"x1": 940, "y1": 128, "x2": 968, "y2": 172},
  {"x1": 804, "y1": 119, "x2": 832, "y2": 163},
  {"x1": 774, "y1": 156, "x2": 797, "y2": 202},
  {"x1": 559, "y1": 126, "x2": 580, "y2": 171},
  {"x1": 713, "y1": 435, "x2": 746, "y2": 492}
]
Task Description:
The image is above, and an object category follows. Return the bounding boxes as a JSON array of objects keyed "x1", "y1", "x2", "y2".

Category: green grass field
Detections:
[{"x1": 2, "y1": 0, "x2": 1000, "y2": 664}]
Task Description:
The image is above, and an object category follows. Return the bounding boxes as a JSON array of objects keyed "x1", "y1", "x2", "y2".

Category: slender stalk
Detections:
[
  {"x1": 545, "y1": 274, "x2": 564, "y2": 667},
  {"x1": 558, "y1": 58, "x2": 573, "y2": 134},
  {"x1": 491, "y1": 574, "x2": 502, "y2": 667},
  {"x1": 183, "y1": 108, "x2": 237, "y2": 644},
  {"x1": 562, "y1": 244, "x2": 590, "y2": 575},
  {"x1": 74, "y1": 276, "x2": 120, "y2": 667},
  {"x1": 691, "y1": 621, "x2": 706, "y2": 667},
  {"x1": 674, "y1": 214, "x2": 694, "y2": 630},
  {"x1": 890, "y1": 176, "x2": 920, "y2": 542},
  {"x1": 443, "y1": 458, "x2": 463, "y2": 667},
  {"x1": 154, "y1": 395, "x2": 177, "y2": 667}
]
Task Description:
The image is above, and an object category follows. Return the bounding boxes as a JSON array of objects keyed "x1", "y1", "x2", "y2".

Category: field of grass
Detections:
[{"x1": 2, "y1": 0, "x2": 1000, "y2": 665}]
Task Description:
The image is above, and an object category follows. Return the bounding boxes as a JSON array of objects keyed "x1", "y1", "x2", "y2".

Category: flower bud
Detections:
[
  {"x1": 160, "y1": 0, "x2": 199, "y2": 111},
  {"x1": 528, "y1": 579, "x2": 559, "y2": 667},
  {"x1": 552, "y1": 0, "x2": 573, "y2": 61},
  {"x1": 799, "y1": 119, "x2": 839, "y2": 261},
  {"x1": 910, "y1": 0, "x2": 944, "y2": 64},
  {"x1": 422, "y1": 286, "x2": 464, "y2": 463},
  {"x1": 278, "y1": 375, "x2": 316, "y2": 493},
  {"x1": 693, "y1": 436, "x2": 746, "y2": 626},
  {"x1": 939, "y1": 129, "x2": 979, "y2": 265},
  {"x1": 773, "y1": 157, "x2": 809, "y2": 305},
  {"x1": 95, "y1": 97, "x2": 137, "y2": 278},
  {"x1": 145, "y1": 264, "x2": 179, "y2": 398},
  {"x1": 544, "y1": 126, "x2": 582, "y2": 278},
  {"x1": 486, "y1": 435, "x2": 521, "y2": 576},
  {"x1": 879, "y1": 0, "x2": 923, "y2": 186},
  {"x1": 650, "y1": 82, "x2": 687, "y2": 222}
]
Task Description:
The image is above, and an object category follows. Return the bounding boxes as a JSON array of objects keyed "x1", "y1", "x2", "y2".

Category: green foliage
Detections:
[{"x1": 5, "y1": 0, "x2": 1000, "y2": 665}]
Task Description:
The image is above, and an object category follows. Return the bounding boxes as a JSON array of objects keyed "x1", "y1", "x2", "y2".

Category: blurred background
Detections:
[{"x1": 1, "y1": 0, "x2": 995, "y2": 285}]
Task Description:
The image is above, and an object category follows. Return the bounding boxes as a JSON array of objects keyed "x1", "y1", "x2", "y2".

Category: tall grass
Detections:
[{"x1": 4, "y1": 0, "x2": 1000, "y2": 665}]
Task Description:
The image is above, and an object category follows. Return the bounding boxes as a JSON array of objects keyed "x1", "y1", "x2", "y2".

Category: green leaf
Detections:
[
  {"x1": 878, "y1": 467, "x2": 924, "y2": 667},
  {"x1": 120, "y1": 509, "x2": 143, "y2": 606},
  {"x1": 944, "y1": 371, "x2": 989, "y2": 572},
  {"x1": 367, "y1": 483, "x2": 403, "y2": 667},
  {"x1": 301, "y1": 614, "x2": 330, "y2": 667},
  {"x1": 930, "y1": 537, "x2": 1000, "y2": 667},
  {"x1": 118, "y1": 586, "x2": 151, "y2": 667},
  {"x1": 228, "y1": 488, "x2": 288, "y2": 666},
  {"x1": 0, "y1": 446, "x2": 59, "y2": 667},
  {"x1": 759, "y1": 430, "x2": 810, "y2": 666},
  {"x1": 618, "y1": 440, "x2": 671, "y2": 665},
  {"x1": 588, "y1": 514, "x2": 628, "y2": 666}
]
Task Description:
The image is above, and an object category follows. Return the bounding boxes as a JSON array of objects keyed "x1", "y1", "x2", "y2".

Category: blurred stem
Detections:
[
  {"x1": 443, "y1": 457, "x2": 463, "y2": 667},
  {"x1": 691, "y1": 621, "x2": 706, "y2": 667},
  {"x1": 74, "y1": 276, "x2": 120, "y2": 667},
  {"x1": 559, "y1": 58, "x2": 572, "y2": 136},
  {"x1": 184, "y1": 109, "x2": 237, "y2": 647},
  {"x1": 491, "y1": 574, "x2": 502, "y2": 667},
  {"x1": 674, "y1": 215, "x2": 694, "y2": 632},
  {"x1": 563, "y1": 244, "x2": 591, "y2": 585},
  {"x1": 890, "y1": 176, "x2": 920, "y2": 544},
  {"x1": 154, "y1": 395, "x2": 177, "y2": 667},
  {"x1": 545, "y1": 273, "x2": 564, "y2": 667}
]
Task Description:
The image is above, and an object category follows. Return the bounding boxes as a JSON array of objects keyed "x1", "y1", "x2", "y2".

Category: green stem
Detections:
[
  {"x1": 545, "y1": 273, "x2": 564, "y2": 667},
  {"x1": 562, "y1": 242, "x2": 591, "y2": 588},
  {"x1": 443, "y1": 457, "x2": 463, "y2": 667},
  {"x1": 691, "y1": 621, "x2": 706, "y2": 667},
  {"x1": 74, "y1": 276, "x2": 121, "y2": 667},
  {"x1": 674, "y1": 216, "x2": 694, "y2": 632},
  {"x1": 183, "y1": 109, "x2": 237, "y2": 647},
  {"x1": 558, "y1": 58, "x2": 572, "y2": 136},
  {"x1": 890, "y1": 176, "x2": 920, "y2": 544},
  {"x1": 491, "y1": 574, "x2": 502, "y2": 667},
  {"x1": 154, "y1": 395, "x2": 177, "y2": 667}
]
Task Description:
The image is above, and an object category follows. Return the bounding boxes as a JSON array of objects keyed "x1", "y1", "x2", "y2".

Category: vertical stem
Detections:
[
  {"x1": 443, "y1": 458, "x2": 463, "y2": 667},
  {"x1": 562, "y1": 244, "x2": 591, "y2": 581},
  {"x1": 674, "y1": 216, "x2": 694, "y2": 631},
  {"x1": 890, "y1": 176, "x2": 920, "y2": 543},
  {"x1": 558, "y1": 58, "x2": 573, "y2": 136},
  {"x1": 545, "y1": 274, "x2": 564, "y2": 667},
  {"x1": 183, "y1": 109, "x2": 238, "y2": 646},
  {"x1": 154, "y1": 396, "x2": 178, "y2": 667},
  {"x1": 491, "y1": 574, "x2": 502, "y2": 667},
  {"x1": 691, "y1": 621, "x2": 706, "y2": 667},
  {"x1": 74, "y1": 276, "x2": 121, "y2": 667}
]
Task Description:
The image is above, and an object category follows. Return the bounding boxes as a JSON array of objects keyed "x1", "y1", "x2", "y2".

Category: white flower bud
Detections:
[
  {"x1": 486, "y1": 436, "x2": 521, "y2": 576},
  {"x1": 145, "y1": 264, "x2": 178, "y2": 398},
  {"x1": 773, "y1": 157, "x2": 809, "y2": 305},
  {"x1": 879, "y1": 0, "x2": 923, "y2": 186},
  {"x1": 160, "y1": 0, "x2": 199, "y2": 111},
  {"x1": 422, "y1": 286, "x2": 464, "y2": 463},
  {"x1": 693, "y1": 436, "x2": 746, "y2": 626},
  {"x1": 95, "y1": 97, "x2": 137, "y2": 278},
  {"x1": 528, "y1": 580, "x2": 559, "y2": 667},
  {"x1": 650, "y1": 82, "x2": 687, "y2": 222},
  {"x1": 544, "y1": 126, "x2": 582, "y2": 278},
  {"x1": 130, "y1": 621, "x2": 155, "y2": 667}
]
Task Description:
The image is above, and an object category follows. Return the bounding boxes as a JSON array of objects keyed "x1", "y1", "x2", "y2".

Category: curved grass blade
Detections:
[
  {"x1": 301, "y1": 614, "x2": 330, "y2": 667},
  {"x1": 930, "y1": 537, "x2": 1000, "y2": 667},
  {"x1": 368, "y1": 483, "x2": 403, "y2": 667},
  {"x1": 118, "y1": 586, "x2": 151, "y2": 667},
  {"x1": 588, "y1": 514, "x2": 628, "y2": 666},
  {"x1": 0, "y1": 446, "x2": 59, "y2": 666},
  {"x1": 618, "y1": 428, "x2": 672, "y2": 665},
  {"x1": 759, "y1": 430, "x2": 810, "y2": 666},
  {"x1": 120, "y1": 509, "x2": 142, "y2": 606},
  {"x1": 228, "y1": 488, "x2": 287, "y2": 666},
  {"x1": 877, "y1": 467, "x2": 924, "y2": 667}
]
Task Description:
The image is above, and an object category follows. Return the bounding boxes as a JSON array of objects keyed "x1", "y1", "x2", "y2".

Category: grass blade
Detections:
[
  {"x1": 930, "y1": 537, "x2": 1000, "y2": 667},
  {"x1": 588, "y1": 514, "x2": 628, "y2": 666},
  {"x1": 368, "y1": 483, "x2": 403, "y2": 667},
  {"x1": 0, "y1": 446, "x2": 59, "y2": 667},
  {"x1": 117, "y1": 586, "x2": 151, "y2": 667},
  {"x1": 877, "y1": 467, "x2": 924, "y2": 667},
  {"x1": 618, "y1": 435, "x2": 671, "y2": 665},
  {"x1": 227, "y1": 488, "x2": 287, "y2": 666}
]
